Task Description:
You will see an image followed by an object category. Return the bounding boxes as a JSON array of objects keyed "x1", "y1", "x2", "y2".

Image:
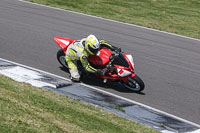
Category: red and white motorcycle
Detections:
[{"x1": 54, "y1": 36, "x2": 145, "y2": 92}]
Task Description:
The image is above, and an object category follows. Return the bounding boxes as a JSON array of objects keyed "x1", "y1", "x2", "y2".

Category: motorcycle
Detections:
[{"x1": 54, "y1": 36, "x2": 145, "y2": 92}]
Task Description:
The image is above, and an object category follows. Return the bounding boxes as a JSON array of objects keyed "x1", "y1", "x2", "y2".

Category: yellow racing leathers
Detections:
[{"x1": 65, "y1": 39, "x2": 116, "y2": 81}]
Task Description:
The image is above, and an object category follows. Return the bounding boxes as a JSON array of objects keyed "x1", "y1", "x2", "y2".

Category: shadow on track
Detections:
[{"x1": 59, "y1": 66, "x2": 145, "y2": 95}]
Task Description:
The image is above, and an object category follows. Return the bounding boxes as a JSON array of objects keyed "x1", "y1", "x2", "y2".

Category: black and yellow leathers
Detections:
[{"x1": 65, "y1": 39, "x2": 114, "y2": 80}]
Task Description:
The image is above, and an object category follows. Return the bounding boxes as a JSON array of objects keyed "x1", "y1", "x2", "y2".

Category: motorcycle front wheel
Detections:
[
  {"x1": 57, "y1": 49, "x2": 68, "y2": 69},
  {"x1": 122, "y1": 75, "x2": 145, "y2": 92}
]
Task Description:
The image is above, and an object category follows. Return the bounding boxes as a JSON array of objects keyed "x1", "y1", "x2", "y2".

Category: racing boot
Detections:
[{"x1": 69, "y1": 69, "x2": 80, "y2": 82}]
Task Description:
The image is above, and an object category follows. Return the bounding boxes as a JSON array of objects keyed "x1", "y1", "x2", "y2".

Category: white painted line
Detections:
[
  {"x1": 18, "y1": 0, "x2": 200, "y2": 42},
  {"x1": 187, "y1": 129, "x2": 200, "y2": 133},
  {"x1": 1, "y1": 57, "x2": 200, "y2": 129},
  {"x1": 80, "y1": 83, "x2": 200, "y2": 129},
  {"x1": 0, "y1": 57, "x2": 71, "y2": 82},
  {"x1": 161, "y1": 130, "x2": 174, "y2": 133},
  {"x1": 0, "y1": 66, "x2": 56, "y2": 88}
]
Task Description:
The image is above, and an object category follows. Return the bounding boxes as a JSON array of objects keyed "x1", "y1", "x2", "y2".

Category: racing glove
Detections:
[
  {"x1": 111, "y1": 46, "x2": 121, "y2": 52},
  {"x1": 100, "y1": 40, "x2": 121, "y2": 52},
  {"x1": 97, "y1": 69, "x2": 107, "y2": 75}
]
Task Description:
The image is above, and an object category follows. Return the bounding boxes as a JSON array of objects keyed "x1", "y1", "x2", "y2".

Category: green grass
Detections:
[
  {"x1": 109, "y1": 105, "x2": 126, "y2": 112},
  {"x1": 26, "y1": 0, "x2": 200, "y2": 39},
  {"x1": 0, "y1": 75, "x2": 159, "y2": 133}
]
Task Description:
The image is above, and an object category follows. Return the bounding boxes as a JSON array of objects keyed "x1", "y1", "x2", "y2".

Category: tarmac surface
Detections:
[{"x1": 0, "y1": 0, "x2": 200, "y2": 125}]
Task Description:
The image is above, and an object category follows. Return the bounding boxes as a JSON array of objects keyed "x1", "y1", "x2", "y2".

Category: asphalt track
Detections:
[{"x1": 0, "y1": 0, "x2": 200, "y2": 125}]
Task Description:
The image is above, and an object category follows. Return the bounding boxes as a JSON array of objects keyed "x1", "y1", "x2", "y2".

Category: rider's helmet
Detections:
[{"x1": 85, "y1": 34, "x2": 100, "y2": 55}]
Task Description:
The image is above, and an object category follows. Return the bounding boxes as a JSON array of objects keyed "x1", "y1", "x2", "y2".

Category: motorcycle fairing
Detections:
[
  {"x1": 54, "y1": 37, "x2": 75, "y2": 53},
  {"x1": 125, "y1": 54, "x2": 135, "y2": 69},
  {"x1": 88, "y1": 48, "x2": 111, "y2": 66},
  {"x1": 117, "y1": 69, "x2": 132, "y2": 77}
]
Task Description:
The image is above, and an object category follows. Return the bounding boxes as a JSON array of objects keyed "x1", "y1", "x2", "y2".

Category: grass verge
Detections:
[
  {"x1": 0, "y1": 75, "x2": 159, "y2": 133},
  {"x1": 26, "y1": 0, "x2": 200, "y2": 39}
]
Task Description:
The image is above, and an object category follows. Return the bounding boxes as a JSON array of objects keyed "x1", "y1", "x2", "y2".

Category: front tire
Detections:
[
  {"x1": 122, "y1": 75, "x2": 145, "y2": 92},
  {"x1": 57, "y1": 49, "x2": 68, "y2": 69}
]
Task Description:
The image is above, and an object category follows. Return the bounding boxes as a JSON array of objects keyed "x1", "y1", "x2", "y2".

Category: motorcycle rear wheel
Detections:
[
  {"x1": 122, "y1": 75, "x2": 145, "y2": 92},
  {"x1": 57, "y1": 49, "x2": 68, "y2": 69}
]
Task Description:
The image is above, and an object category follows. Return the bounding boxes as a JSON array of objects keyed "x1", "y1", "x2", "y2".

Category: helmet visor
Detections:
[{"x1": 88, "y1": 45, "x2": 99, "y2": 55}]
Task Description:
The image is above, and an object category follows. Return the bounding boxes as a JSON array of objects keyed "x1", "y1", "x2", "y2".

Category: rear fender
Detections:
[{"x1": 54, "y1": 36, "x2": 75, "y2": 52}]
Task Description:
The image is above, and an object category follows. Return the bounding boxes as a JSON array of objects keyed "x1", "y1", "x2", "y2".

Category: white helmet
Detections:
[{"x1": 85, "y1": 35, "x2": 100, "y2": 55}]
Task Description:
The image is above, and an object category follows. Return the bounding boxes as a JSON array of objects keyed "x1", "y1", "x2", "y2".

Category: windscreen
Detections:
[{"x1": 112, "y1": 53, "x2": 129, "y2": 68}]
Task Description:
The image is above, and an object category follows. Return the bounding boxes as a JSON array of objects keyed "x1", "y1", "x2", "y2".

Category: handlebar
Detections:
[
  {"x1": 104, "y1": 50, "x2": 120, "y2": 73},
  {"x1": 97, "y1": 48, "x2": 121, "y2": 76}
]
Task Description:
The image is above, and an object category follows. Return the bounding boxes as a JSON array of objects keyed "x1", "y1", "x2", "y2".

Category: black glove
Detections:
[
  {"x1": 111, "y1": 46, "x2": 121, "y2": 52},
  {"x1": 97, "y1": 69, "x2": 107, "y2": 75}
]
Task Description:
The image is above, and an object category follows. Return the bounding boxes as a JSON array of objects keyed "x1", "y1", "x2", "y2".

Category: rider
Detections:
[{"x1": 65, "y1": 34, "x2": 119, "y2": 82}]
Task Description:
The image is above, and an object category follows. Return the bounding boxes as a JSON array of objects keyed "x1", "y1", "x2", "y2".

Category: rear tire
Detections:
[
  {"x1": 57, "y1": 49, "x2": 68, "y2": 69},
  {"x1": 122, "y1": 75, "x2": 145, "y2": 92}
]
